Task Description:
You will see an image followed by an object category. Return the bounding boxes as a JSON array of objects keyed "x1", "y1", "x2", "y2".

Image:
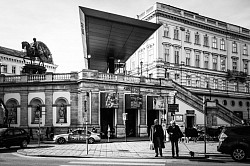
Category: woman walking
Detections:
[{"x1": 150, "y1": 119, "x2": 165, "y2": 157}]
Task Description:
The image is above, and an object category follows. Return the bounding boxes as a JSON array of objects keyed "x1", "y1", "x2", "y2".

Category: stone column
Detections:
[
  {"x1": 20, "y1": 91, "x2": 28, "y2": 127},
  {"x1": 45, "y1": 89, "x2": 53, "y2": 126}
]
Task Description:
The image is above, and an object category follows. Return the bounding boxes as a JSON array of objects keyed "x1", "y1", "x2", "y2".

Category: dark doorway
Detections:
[
  {"x1": 100, "y1": 108, "x2": 114, "y2": 138},
  {"x1": 125, "y1": 109, "x2": 137, "y2": 137},
  {"x1": 147, "y1": 109, "x2": 158, "y2": 136},
  {"x1": 186, "y1": 115, "x2": 195, "y2": 128}
]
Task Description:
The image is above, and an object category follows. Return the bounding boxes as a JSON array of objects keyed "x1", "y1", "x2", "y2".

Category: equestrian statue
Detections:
[{"x1": 21, "y1": 38, "x2": 53, "y2": 74}]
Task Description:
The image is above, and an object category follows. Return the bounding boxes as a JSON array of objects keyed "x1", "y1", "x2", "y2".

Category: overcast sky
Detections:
[{"x1": 0, "y1": 0, "x2": 249, "y2": 73}]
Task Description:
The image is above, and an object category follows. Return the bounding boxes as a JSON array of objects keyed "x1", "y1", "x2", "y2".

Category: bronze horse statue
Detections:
[{"x1": 21, "y1": 38, "x2": 52, "y2": 66}]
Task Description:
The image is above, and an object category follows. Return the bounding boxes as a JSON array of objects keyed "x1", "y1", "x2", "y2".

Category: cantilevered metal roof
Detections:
[{"x1": 79, "y1": 6, "x2": 160, "y2": 73}]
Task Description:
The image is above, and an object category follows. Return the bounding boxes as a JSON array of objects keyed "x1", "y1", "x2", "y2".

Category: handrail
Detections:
[{"x1": 172, "y1": 81, "x2": 242, "y2": 125}]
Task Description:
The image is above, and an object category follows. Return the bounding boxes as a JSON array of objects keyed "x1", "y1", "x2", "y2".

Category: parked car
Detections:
[
  {"x1": 53, "y1": 129, "x2": 101, "y2": 144},
  {"x1": 0, "y1": 127, "x2": 30, "y2": 149},
  {"x1": 217, "y1": 125, "x2": 250, "y2": 162}
]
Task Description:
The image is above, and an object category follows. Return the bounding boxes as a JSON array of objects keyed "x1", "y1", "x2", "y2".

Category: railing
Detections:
[{"x1": 172, "y1": 81, "x2": 242, "y2": 125}]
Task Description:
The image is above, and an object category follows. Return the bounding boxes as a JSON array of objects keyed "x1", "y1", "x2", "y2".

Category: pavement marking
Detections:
[
  {"x1": 67, "y1": 158, "x2": 166, "y2": 166},
  {"x1": 68, "y1": 161, "x2": 165, "y2": 166}
]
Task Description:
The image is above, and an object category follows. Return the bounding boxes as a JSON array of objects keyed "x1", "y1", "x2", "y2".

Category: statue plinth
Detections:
[{"x1": 22, "y1": 64, "x2": 47, "y2": 74}]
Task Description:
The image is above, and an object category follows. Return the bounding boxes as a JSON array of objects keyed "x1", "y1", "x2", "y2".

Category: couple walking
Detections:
[{"x1": 150, "y1": 119, "x2": 183, "y2": 158}]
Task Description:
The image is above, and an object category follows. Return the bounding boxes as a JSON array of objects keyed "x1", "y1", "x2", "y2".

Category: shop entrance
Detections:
[
  {"x1": 100, "y1": 108, "x2": 114, "y2": 138},
  {"x1": 186, "y1": 115, "x2": 195, "y2": 128},
  {"x1": 147, "y1": 109, "x2": 159, "y2": 136},
  {"x1": 125, "y1": 109, "x2": 137, "y2": 137}
]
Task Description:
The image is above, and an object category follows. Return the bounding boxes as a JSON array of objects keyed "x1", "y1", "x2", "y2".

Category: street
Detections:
[{"x1": 1, "y1": 145, "x2": 250, "y2": 166}]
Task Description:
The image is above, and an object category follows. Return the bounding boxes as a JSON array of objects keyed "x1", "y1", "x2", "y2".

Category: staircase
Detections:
[{"x1": 171, "y1": 81, "x2": 242, "y2": 126}]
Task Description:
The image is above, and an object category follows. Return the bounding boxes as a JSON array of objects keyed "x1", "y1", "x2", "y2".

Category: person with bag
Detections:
[
  {"x1": 149, "y1": 119, "x2": 165, "y2": 157},
  {"x1": 167, "y1": 120, "x2": 183, "y2": 158}
]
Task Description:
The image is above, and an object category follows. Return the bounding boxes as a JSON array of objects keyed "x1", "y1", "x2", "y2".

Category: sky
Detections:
[{"x1": 0, "y1": 0, "x2": 250, "y2": 73}]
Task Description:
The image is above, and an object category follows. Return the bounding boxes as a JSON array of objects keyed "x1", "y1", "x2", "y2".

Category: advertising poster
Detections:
[
  {"x1": 104, "y1": 92, "x2": 119, "y2": 108},
  {"x1": 153, "y1": 97, "x2": 165, "y2": 110}
]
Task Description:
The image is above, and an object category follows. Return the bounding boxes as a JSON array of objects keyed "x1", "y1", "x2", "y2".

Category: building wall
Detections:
[{"x1": 126, "y1": 2, "x2": 250, "y2": 122}]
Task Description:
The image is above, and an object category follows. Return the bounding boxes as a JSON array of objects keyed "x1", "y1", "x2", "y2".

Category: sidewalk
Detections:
[{"x1": 17, "y1": 137, "x2": 222, "y2": 159}]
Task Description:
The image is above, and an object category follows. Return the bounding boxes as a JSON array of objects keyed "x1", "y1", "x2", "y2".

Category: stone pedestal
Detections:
[{"x1": 22, "y1": 64, "x2": 47, "y2": 74}]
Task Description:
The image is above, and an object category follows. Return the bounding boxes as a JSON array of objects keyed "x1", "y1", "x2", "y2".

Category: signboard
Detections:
[
  {"x1": 186, "y1": 110, "x2": 195, "y2": 114},
  {"x1": 206, "y1": 101, "x2": 216, "y2": 108},
  {"x1": 168, "y1": 104, "x2": 179, "y2": 112}
]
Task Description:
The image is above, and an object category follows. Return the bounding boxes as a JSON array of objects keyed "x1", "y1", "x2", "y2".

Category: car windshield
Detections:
[{"x1": 0, "y1": 128, "x2": 7, "y2": 135}]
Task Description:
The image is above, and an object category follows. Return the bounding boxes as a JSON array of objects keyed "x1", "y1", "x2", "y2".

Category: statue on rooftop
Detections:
[{"x1": 21, "y1": 38, "x2": 53, "y2": 74}]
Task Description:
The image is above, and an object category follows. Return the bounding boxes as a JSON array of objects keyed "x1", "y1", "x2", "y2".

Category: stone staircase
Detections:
[{"x1": 172, "y1": 81, "x2": 242, "y2": 126}]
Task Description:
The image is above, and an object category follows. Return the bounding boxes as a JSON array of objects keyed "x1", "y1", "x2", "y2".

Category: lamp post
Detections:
[
  {"x1": 140, "y1": 61, "x2": 143, "y2": 76},
  {"x1": 247, "y1": 102, "x2": 250, "y2": 121},
  {"x1": 87, "y1": 54, "x2": 91, "y2": 69},
  {"x1": 0, "y1": 61, "x2": 2, "y2": 74},
  {"x1": 118, "y1": 59, "x2": 120, "y2": 74}
]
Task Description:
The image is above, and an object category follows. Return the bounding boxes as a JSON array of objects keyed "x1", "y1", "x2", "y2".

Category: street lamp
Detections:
[
  {"x1": 247, "y1": 102, "x2": 250, "y2": 120},
  {"x1": 87, "y1": 54, "x2": 91, "y2": 69},
  {"x1": 118, "y1": 59, "x2": 120, "y2": 74},
  {"x1": 0, "y1": 61, "x2": 2, "y2": 75},
  {"x1": 140, "y1": 61, "x2": 143, "y2": 76}
]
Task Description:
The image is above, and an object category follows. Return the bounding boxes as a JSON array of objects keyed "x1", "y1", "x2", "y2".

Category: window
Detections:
[
  {"x1": 221, "y1": 57, "x2": 226, "y2": 71},
  {"x1": 222, "y1": 80, "x2": 226, "y2": 90},
  {"x1": 239, "y1": 101, "x2": 243, "y2": 107},
  {"x1": 243, "y1": 60, "x2": 248, "y2": 74},
  {"x1": 3, "y1": 64, "x2": 7, "y2": 73},
  {"x1": 232, "y1": 58, "x2": 238, "y2": 71},
  {"x1": 174, "y1": 28, "x2": 179, "y2": 40},
  {"x1": 174, "y1": 50, "x2": 179, "y2": 64},
  {"x1": 204, "y1": 55, "x2": 209, "y2": 69},
  {"x1": 148, "y1": 46, "x2": 153, "y2": 62},
  {"x1": 174, "y1": 73, "x2": 180, "y2": 80},
  {"x1": 163, "y1": 26, "x2": 169, "y2": 37},
  {"x1": 234, "y1": 82, "x2": 238, "y2": 92},
  {"x1": 186, "y1": 75, "x2": 191, "y2": 86},
  {"x1": 232, "y1": 41, "x2": 237, "y2": 53},
  {"x1": 212, "y1": 37, "x2": 217, "y2": 48},
  {"x1": 164, "y1": 48, "x2": 170, "y2": 62},
  {"x1": 223, "y1": 100, "x2": 227, "y2": 106},
  {"x1": 12, "y1": 66, "x2": 16, "y2": 74},
  {"x1": 194, "y1": 32, "x2": 200, "y2": 44},
  {"x1": 213, "y1": 79, "x2": 218, "y2": 89},
  {"x1": 212, "y1": 56, "x2": 217, "y2": 70},
  {"x1": 231, "y1": 100, "x2": 235, "y2": 106},
  {"x1": 185, "y1": 31, "x2": 190, "y2": 42},
  {"x1": 245, "y1": 83, "x2": 249, "y2": 93},
  {"x1": 204, "y1": 35, "x2": 209, "y2": 47},
  {"x1": 220, "y1": 39, "x2": 225, "y2": 50},
  {"x1": 185, "y1": 52, "x2": 190, "y2": 66},
  {"x1": 243, "y1": 44, "x2": 248, "y2": 55},
  {"x1": 196, "y1": 77, "x2": 201, "y2": 87},
  {"x1": 195, "y1": 54, "x2": 200, "y2": 67}
]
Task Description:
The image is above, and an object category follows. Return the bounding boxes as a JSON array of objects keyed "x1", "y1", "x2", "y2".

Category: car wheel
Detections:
[
  {"x1": 20, "y1": 140, "x2": 28, "y2": 148},
  {"x1": 231, "y1": 147, "x2": 247, "y2": 162},
  {"x1": 88, "y1": 138, "x2": 95, "y2": 144},
  {"x1": 57, "y1": 137, "x2": 66, "y2": 144}
]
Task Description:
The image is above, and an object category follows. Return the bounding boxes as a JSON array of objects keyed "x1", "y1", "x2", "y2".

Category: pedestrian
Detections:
[
  {"x1": 167, "y1": 120, "x2": 183, "y2": 158},
  {"x1": 150, "y1": 119, "x2": 165, "y2": 157},
  {"x1": 46, "y1": 127, "x2": 50, "y2": 139},
  {"x1": 29, "y1": 128, "x2": 34, "y2": 140},
  {"x1": 50, "y1": 126, "x2": 54, "y2": 139}
]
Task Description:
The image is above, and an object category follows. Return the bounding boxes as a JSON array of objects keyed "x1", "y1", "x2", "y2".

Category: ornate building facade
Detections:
[{"x1": 126, "y1": 2, "x2": 250, "y2": 126}]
